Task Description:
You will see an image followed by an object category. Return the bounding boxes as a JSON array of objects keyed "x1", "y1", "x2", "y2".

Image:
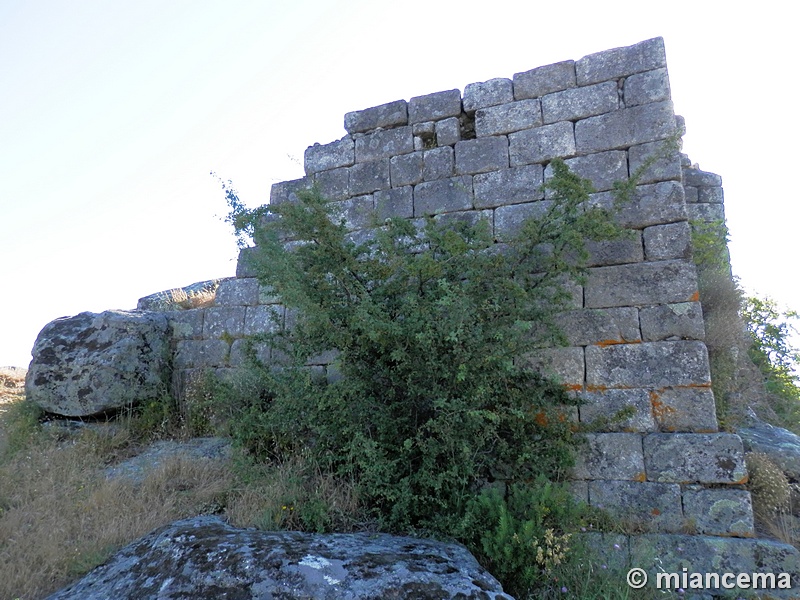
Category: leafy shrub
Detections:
[{"x1": 219, "y1": 159, "x2": 623, "y2": 538}]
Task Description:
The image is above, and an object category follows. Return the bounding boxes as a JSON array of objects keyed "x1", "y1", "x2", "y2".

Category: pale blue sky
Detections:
[{"x1": 1, "y1": 0, "x2": 796, "y2": 367}]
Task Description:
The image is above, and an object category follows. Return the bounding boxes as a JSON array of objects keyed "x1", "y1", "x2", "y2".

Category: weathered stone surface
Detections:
[
  {"x1": 375, "y1": 186, "x2": 413, "y2": 220},
  {"x1": 572, "y1": 432, "x2": 645, "y2": 480},
  {"x1": 698, "y1": 186, "x2": 724, "y2": 204},
  {"x1": 624, "y1": 67, "x2": 671, "y2": 107},
  {"x1": 349, "y1": 159, "x2": 390, "y2": 195},
  {"x1": 137, "y1": 279, "x2": 222, "y2": 311},
  {"x1": 203, "y1": 307, "x2": 246, "y2": 338},
  {"x1": 682, "y1": 489, "x2": 754, "y2": 537},
  {"x1": 541, "y1": 81, "x2": 618, "y2": 124},
  {"x1": 493, "y1": 201, "x2": 551, "y2": 240},
  {"x1": 519, "y1": 346, "x2": 583, "y2": 388},
  {"x1": 555, "y1": 307, "x2": 640, "y2": 347},
  {"x1": 683, "y1": 185, "x2": 699, "y2": 203},
  {"x1": 229, "y1": 339, "x2": 271, "y2": 367},
  {"x1": 588, "y1": 181, "x2": 687, "y2": 229},
  {"x1": 585, "y1": 233, "x2": 643, "y2": 267},
  {"x1": 47, "y1": 516, "x2": 513, "y2": 600},
  {"x1": 105, "y1": 437, "x2": 232, "y2": 482},
  {"x1": 686, "y1": 203, "x2": 725, "y2": 222},
  {"x1": 473, "y1": 164, "x2": 543, "y2": 208},
  {"x1": 26, "y1": 311, "x2": 170, "y2": 417},
  {"x1": 355, "y1": 127, "x2": 413, "y2": 162},
  {"x1": 244, "y1": 305, "x2": 284, "y2": 336},
  {"x1": 344, "y1": 99, "x2": 408, "y2": 134},
  {"x1": 434, "y1": 209, "x2": 493, "y2": 234},
  {"x1": 165, "y1": 309, "x2": 204, "y2": 340},
  {"x1": 305, "y1": 137, "x2": 355, "y2": 174},
  {"x1": 630, "y1": 534, "x2": 799, "y2": 598},
  {"x1": 738, "y1": 417, "x2": 800, "y2": 481},
  {"x1": 513, "y1": 60, "x2": 576, "y2": 99},
  {"x1": 547, "y1": 150, "x2": 627, "y2": 193},
  {"x1": 423, "y1": 146, "x2": 454, "y2": 180},
  {"x1": 508, "y1": 121, "x2": 575, "y2": 166},
  {"x1": 475, "y1": 99, "x2": 542, "y2": 137},
  {"x1": 644, "y1": 433, "x2": 747, "y2": 484},
  {"x1": 463, "y1": 78, "x2": 513, "y2": 112},
  {"x1": 589, "y1": 480, "x2": 683, "y2": 532},
  {"x1": 414, "y1": 176, "x2": 473, "y2": 216},
  {"x1": 455, "y1": 136, "x2": 509, "y2": 175},
  {"x1": 576, "y1": 37, "x2": 666, "y2": 85},
  {"x1": 270, "y1": 177, "x2": 311, "y2": 206},
  {"x1": 643, "y1": 221, "x2": 692, "y2": 261},
  {"x1": 215, "y1": 278, "x2": 260, "y2": 307},
  {"x1": 628, "y1": 141, "x2": 682, "y2": 184},
  {"x1": 435, "y1": 117, "x2": 461, "y2": 146},
  {"x1": 649, "y1": 387, "x2": 718, "y2": 433},
  {"x1": 329, "y1": 195, "x2": 375, "y2": 230},
  {"x1": 585, "y1": 260, "x2": 698, "y2": 308},
  {"x1": 390, "y1": 152, "x2": 423, "y2": 187},
  {"x1": 683, "y1": 167, "x2": 722, "y2": 187},
  {"x1": 579, "y1": 388, "x2": 655, "y2": 432},
  {"x1": 236, "y1": 246, "x2": 258, "y2": 278},
  {"x1": 575, "y1": 101, "x2": 677, "y2": 154},
  {"x1": 586, "y1": 341, "x2": 711, "y2": 388},
  {"x1": 313, "y1": 167, "x2": 350, "y2": 201},
  {"x1": 408, "y1": 89, "x2": 462, "y2": 123},
  {"x1": 639, "y1": 301, "x2": 705, "y2": 342}
]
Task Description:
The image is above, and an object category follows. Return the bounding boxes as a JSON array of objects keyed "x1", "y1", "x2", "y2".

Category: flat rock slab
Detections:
[
  {"x1": 104, "y1": 437, "x2": 233, "y2": 482},
  {"x1": 738, "y1": 418, "x2": 800, "y2": 482},
  {"x1": 47, "y1": 515, "x2": 513, "y2": 600},
  {"x1": 26, "y1": 310, "x2": 170, "y2": 417}
]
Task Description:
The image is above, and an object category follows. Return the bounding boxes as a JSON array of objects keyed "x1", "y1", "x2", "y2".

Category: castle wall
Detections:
[{"x1": 163, "y1": 38, "x2": 752, "y2": 537}]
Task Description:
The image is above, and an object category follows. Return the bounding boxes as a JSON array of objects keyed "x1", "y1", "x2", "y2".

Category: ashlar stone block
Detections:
[
  {"x1": 686, "y1": 203, "x2": 725, "y2": 222},
  {"x1": 244, "y1": 305, "x2": 285, "y2": 336},
  {"x1": 203, "y1": 307, "x2": 246, "y2": 339},
  {"x1": 493, "y1": 201, "x2": 551, "y2": 241},
  {"x1": 270, "y1": 177, "x2": 311, "y2": 206},
  {"x1": 698, "y1": 186, "x2": 724, "y2": 204},
  {"x1": 508, "y1": 121, "x2": 575, "y2": 166},
  {"x1": 643, "y1": 221, "x2": 692, "y2": 261},
  {"x1": 413, "y1": 175, "x2": 473, "y2": 216},
  {"x1": 555, "y1": 307, "x2": 640, "y2": 347},
  {"x1": 408, "y1": 89, "x2": 461, "y2": 124},
  {"x1": 349, "y1": 159, "x2": 390, "y2": 195},
  {"x1": 513, "y1": 60, "x2": 576, "y2": 100},
  {"x1": 435, "y1": 117, "x2": 461, "y2": 146},
  {"x1": 575, "y1": 101, "x2": 677, "y2": 154},
  {"x1": 175, "y1": 339, "x2": 229, "y2": 369},
  {"x1": 579, "y1": 388, "x2": 655, "y2": 433},
  {"x1": 541, "y1": 81, "x2": 619, "y2": 124},
  {"x1": 313, "y1": 167, "x2": 349, "y2": 201},
  {"x1": 473, "y1": 164, "x2": 544, "y2": 209},
  {"x1": 576, "y1": 37, "x2": 666, "y2": 85},
  {"x1": 423, "y1": 146, "x2": 454, "y2": 181},
  {"x1": 588, "y1": 181, "x2": 687, "y2": 229},
  {"x1": 214, "y1": 278, "x2": 259, "y2": 307},
  {"x1": 463, "y1": 78, "x2": 513, "y2": 113},
  {"x1": 589, "y1": 480, "x2": 683, "y2": 532},
  {"x1": 644, "y1": 433, "x2": 748, "y2": 484},
  {"x1": 586, "y1": 341, "x2": 711, "y2": 389},
  {"x1": 682, "y1": 489, "x2": 754, "y2": 537},
  {"x1": 166, "y1": 309, "x2": 204, "y2": 340},
  {"x1": 649, "y1": 387, "x2": 718, "y2": 433},
  {"x1": 585, "y1": 259, "x2": 698, "y2": 308},
  {"x1": 572, "y1": 432, "x2": 645, "y2": 480},
  {"x1": 475, "y1": 99, "x2": 542, "y2": 137},
  {"x1": 585, "y1": 233, "x2": 643, "y2": 267},
  {"x1": 628, "y1": 141, "x2": 682, "y2": 184},
  {"x1": 390, "y1": 152, "x2": 423, "y2": 188},
  {"x1": 546, "y1": 150, "x2": 627, "y2": 193},
  {"x1": 304, "y1": 137, "x2": 354, "y2": 174},
  {"x1": 344, "y1": 99, "x2": 408, "y2": 134},
  {"x1": 640, "y1": 301, "x2": 705, "y2": 342},
  {"x1": 455, "y1": 136, "x2": 509, "y2": 175},
  {"x1": 682, "y1": 167, "x2": 722, "y2": 187},
  {"x1": 624, "y1": 68, "x2": 671, "y2": 107},
  {"x1": 375, "y1": 186, "x2": 413, "y2": 220},
  {"x1": 518, "y1": 346, "x2": 584, "y2": 388},
  {"x1": 355, "y1": 127, "x2": 413, "y2": 162},
  {"x1": 329, "y1": 195, "x2": 375, "y2": 230}
]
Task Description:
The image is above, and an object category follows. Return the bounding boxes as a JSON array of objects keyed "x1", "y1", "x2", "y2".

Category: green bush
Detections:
[{"x1": 220, "y1": 159, "x2": 624, "y2": 538}]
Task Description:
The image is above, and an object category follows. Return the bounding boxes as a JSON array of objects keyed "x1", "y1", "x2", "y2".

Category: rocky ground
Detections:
[{"x1": 0, "y1": 366, "x2": 26, "y2": 453}]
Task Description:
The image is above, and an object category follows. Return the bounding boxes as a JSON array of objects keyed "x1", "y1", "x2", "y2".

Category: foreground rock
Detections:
[
  {"x1": 738, "y1": 416, "x2": 800, "y2": 482},
  {"x1": 47, "y1": 515, "x2": 513, "y2": 600},
  {"x1": 26, "y1": 310, "x2": 170, "y2": 417}
]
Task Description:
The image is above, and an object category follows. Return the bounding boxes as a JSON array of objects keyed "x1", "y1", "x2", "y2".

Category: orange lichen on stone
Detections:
[
  {"x1": 651, "y1": 508, "x2": 661, "y2": 516},
  {"x1": 650, "y1": 391, "x2": 677, "y2": 420},
  {"x1": 564, "y1": 384, "x2": 583, "y2": 392},
  {"x1": 634, "y1": 472, "x2": 647, "y2": 482},
  {"x1": 733, "y1": 474, "x2": 749, "y2": 485},
  {"x1": 586, "y1": 384, "x2": 608, "y2": 393},
  {"x1": 690, "y1": 291, "x2": 700, "y2": 302},
  {"x1": 594, "y1": 338, "x2": 642, "y2": 348}
]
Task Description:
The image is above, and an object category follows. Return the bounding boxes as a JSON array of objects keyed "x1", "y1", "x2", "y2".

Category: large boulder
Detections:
[
  {"x1": 46, "y1": 515, "x2": 513, "y2": 600},
  {"x1": 26, "y1": 310, "x2": 171, "y2": 417}
]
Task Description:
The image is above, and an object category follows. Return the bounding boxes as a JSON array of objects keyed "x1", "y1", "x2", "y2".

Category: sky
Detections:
[{"x1": 1, "y1": 0, "x2": 797, "y2": 368}]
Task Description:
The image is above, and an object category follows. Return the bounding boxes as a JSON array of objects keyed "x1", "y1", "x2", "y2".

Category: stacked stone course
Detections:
[{"x1": 167, "y1": 38, "x2": 754, "y2": 541}]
